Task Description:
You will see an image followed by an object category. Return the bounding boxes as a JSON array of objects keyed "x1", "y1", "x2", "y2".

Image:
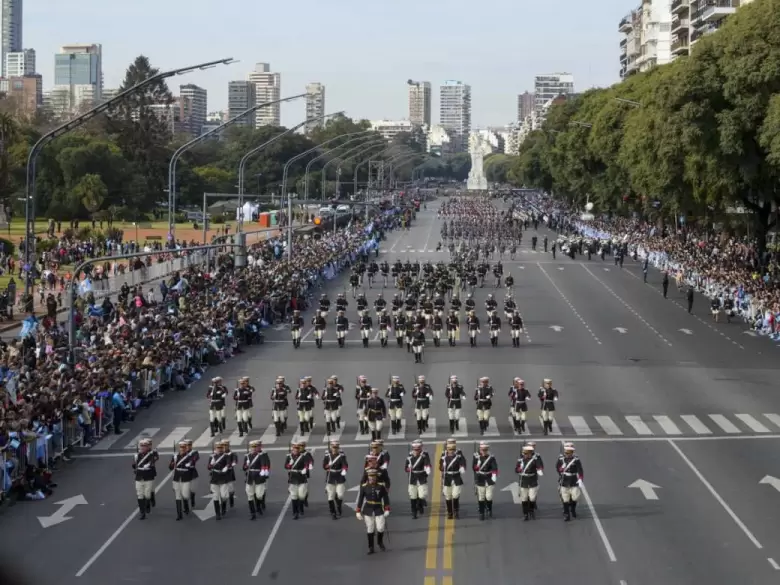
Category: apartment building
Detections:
[{"x1": 669, "y1": 0, "x2": 753, "y2": 61}]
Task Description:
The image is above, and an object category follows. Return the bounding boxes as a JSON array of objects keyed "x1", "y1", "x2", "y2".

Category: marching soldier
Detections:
[
  {"x1": 169, "y1": 440, "x2": 196, "y2": 520},
  {"x1": 365, "y1": 387, "x2": 387, "y2": 441},
  {"x1": 362, "y1": 453, "x2": 391, "y2": 488},
  {"x1": 270, "y1": 376, "x2": 290, "y2": 437},
  {"x1": 393, "y1": 310, "x2": 406, "y2": 347},
  {"x1": 336, "y1": 292, "x2": 348, "y2": 313},
  {"x1": 431, "y1": 311, "x2": 444, "y2": 346},
  {"x1": 223, "y1": 439, "x2": 238, "y2": 509},
  {"x1": 515, "y1": 444, "x2": 544, "y2": 521},
  {"x1": 360, "y1": 310, "x2": 373, "y2": 347},
  {"x1": 440, "y1": 438, "x2": 466, "y2": 520},
  {"x1": 411, "y1": 323, "x2": 426, "y2": 363},
  {"x1": 378, "y1": 309, "x2": 392, "y2": 347},
  {"x1": 503, "y1": 294, "x2": 517, "y2": 321},
  {"x1": 413, "y1": 375, "x2": 433, "y2": 434},
  {"x1": 233, "y1": 377, "x2": 253, "y2": 438},
  {"x1": 445, "y1": 375, "x2": 466, "y2": 433},
  {"x1": 133, "y1": 438, "x2": 159, "y2": 520},
  {"x1": 374, "y1": 292, "x2": 387, "y2": 316},
  {"x1": 300, "y1": 440, "x2": 315, "y2": 508},
  {"x1": 405, "y1": 440, "x2": 431, "y2": 519},
  {"x1": 404, "y1": 314, "x2": 416, "y2": 352},
  {"x1": 509, "y1": 378, "x2": 531, "y2": 434},
  {"x1": 357, "y1": 292, "x2": 369, "y2": 316},
  {"x1": 538, "y1": 378, "x2": 559, "y2": 435},
  {"x1": 207, "y1": 376, "x2": 228, "y2": 437},
  {"x1": 183, "y1": 439, "x2": 199, "y2": 510},
  {"x1": 356, "y1": 468, "x2": 391, "y2": 554},
  {"x1": 385, "y1": 375, "x2": 405, "y2": 435},
  {"x1": 335, "y1": 310, "x2": 350, "y2": 348},
  {"x1": 466, "y1": 310, "x2": 480, "y2": 347},
  {"x1": 284, "y1": 441, "x2": 312, "y2": 520},
  {"x1": 485, "y1": 293, "x2": 498, "y2": 317},
  {"x1": 556, "y1": 442, "x2": 584, "y2": 521},
  {"x1": 319, "y1": 293, "x2": 331, "y2": 317},
  {"x1": 446, "y1": 309, "x2": 460, "y2": 346},
  {"x1": 510, "y1": 309, "x2": 525, "y2": 348},
  {"x1": 331, "y1": 375, "x2": 345, "y2": 428},
  {"x1": 296, "y1": 376, "x2": 318, "y2": 434},
  {"x1": 472, "y1": 441, "x2": 498, "y2": 520},
  {"x1": 356, "y1": 376, "x2": 372, "y2": 436},
  {"x1": 488, "y1": 310, "x2": 501, "y2": 347},
  {"x1": 372, "y1": 439, "x2": 390, "y2": 470},
  {"x1": 474, "y1": 377, "x2": 494, "y2": 435},
  {"x1": 322, "y1": 377, "x2": 341, "y2": 436},
  {"x1": 207, "y1": 440, "x2": 231, "y2": 521},
  {"x1": 312, "y1": 310, "x2": 327, "y2": 348},
  {"x1": 243, "y1": 440, "x2": 270, "y2": 520},
  {"x1": 323, "y1": 440, "x2": 349, "y2": 519},
  {"x1": 291, "y1": 309, "x2": 305, "y2": 348}
]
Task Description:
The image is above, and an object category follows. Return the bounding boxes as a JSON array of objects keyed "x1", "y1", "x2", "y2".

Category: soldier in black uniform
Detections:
[
  {"x1": 556, "y1": 442, "x2": 584, "y2": 521},
  {"x1": 322, "y1": 377, "x2": 341, "y2": 436},
  {"x1": 393, "y1": 311, "x2": 406, "y2": 347},
  {"x1": 223, "y1": 439, "x2": 239, "y2": 510},
  {"x1": 374, "y1": 293, "x2": 387, "y2": 316},
  {"x1": 474, "y1": 376, "x2": 494, "y2": 435},
  {"x1": 431, "y1": 311, "x2": 444, "y2": 347},
  {"x1": 385, "y1": 376, "x2": 405, "y2": 435},
  {"x1": 183, "y1": 439, "x2": 199, "y2": 510},
  {"x1": 466, "y1": 310, "x2": 480, "y2": 347},
  {"x1": 296, "y1": 377, "x2": 318, "y2": 434},
  {"x1": 485, "y1": 294, "x2": 498, "y2": 317},
  {"x1": 440, "y1": 438, "x2": 466, "y2": 519},
  {"x1": 488, "y1": 310, "x2": 501, "y2": 347},
  {"x1": 356, "y1": 468, "x2": 391, "y2": 554},
  {"x1": 243, "y1": 439, "x2": 270, "y2": 520},
  {"x1": 312, "y1": 311, "x2": 327, "y2": 348},
  {"x1": 412, "y1": 323, "x2": 426, "y2": 363},
  {"x1": 446, "y1": 309, "x2": 460, "y2": 346},
  {"x1": 323, "y1": 440, "x2": 349, "y2": 519},
  {"x1": 472, "y1": 441, "x2": 498, "y2": 520},
  {"x1": 367, "y1": 439, "x2": 390, "y2": 471},
  {"x1": 335, "y1": 309, "x2": 349, "y2": 348},
  {"x1": 133, "y1": 438, "x2": 159, "y2": 520},
  {"x1": 360, "y1": 310, "x2": 373, "y2": 347},
  {"x1": 270, "y1": 376, "x2": 290, "y2": 436},
  {"x1": 404, "y1": 315, "x2": 416, "y2": 352},
  {"x1": 510, "y1": 309, "x2": 524, "y2": 347},
  {"x1": 365, "y1": 387, "x2": 387, "y2": 441},
  {"x1": 503, "y1": 294, "x2": 517, "y2": 321},
  {"x1": 538, "y1": 378, "x2": 559, "y2": 435},
  {"x1": 355, "y1": 375, "x2": 372, "y2": 436},
  {"x1": 291, "y1": 309, "x2": 305, "y2": 348},
  {"x1": 445, "y1": 375, "x2": 465, "y2": 433},
  {"x1": 233, "y1": 377, "x2": 253, "y2": 438},
  {"x1": 362, "y1": 453, "x2": 391, "y2": 488},
  {"x1": 330, "y1": 375, "x2": 345, "y2": 428},
  {"x1": 412, "y1": 375, "x2": 433, "y2": 434},
  {"x1": 207, "y1": 440, "x2": 231, "y2": 521},
  {"x1": 515, "y1": 444, "x2": 544, "y2": 521},
  {"x1": 207, "y1": 377, "x2": 228, "y2": 436},
  {"x1": 169, "y1": 440, "x2": 196, "y2": 520},
  {"x1": 284, "y1": 441, "x2": 311, "y2": 520},
  {"x1": 405, "y1": 439, "x2": 431, "y2": 518},
  {"x1": 509, "y1": 378, "x2": 531, "y2": 433},
  {"x1": 335, "y1": 293, "x2": 348, "y2": 317},
  {"x1": 464, "y1": 293, "x2": 476, "y2": 314},
  {"x1": 391, "y1": 293, "x2": 403, "y2": 316},
  {"x1": 319, "y1": 293, "x2": 331, "y2": 317},
  {"x1": 378, "y1": 309, "x2": 392, "y2": 347}
]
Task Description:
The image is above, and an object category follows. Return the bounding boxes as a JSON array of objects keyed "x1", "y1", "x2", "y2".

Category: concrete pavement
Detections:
[{"x1": 2, "y1": 204, "x2": 780, "y2": 585}]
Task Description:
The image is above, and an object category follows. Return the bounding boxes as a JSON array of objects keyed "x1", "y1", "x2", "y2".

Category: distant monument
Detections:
[{"x1": 467, "y1": 133, "x2": 491, "y2": 190}]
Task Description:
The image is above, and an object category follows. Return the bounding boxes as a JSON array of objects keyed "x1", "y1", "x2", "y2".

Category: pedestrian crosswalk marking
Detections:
[
  {"x1": 594, "y1": 416, "x2": 622, "y2": 435},
  {"x1": 124, "y1": 428, "x2": 160, "y2": 448},
  {"x1": 569, "y1": 416, "x2": 593, "y2": 436},
  {"x1": 292, "y1": 428, "x2": 311, "y2": 444},
  {"x1": 259, "y1": 424, "x2": 278, "y2": 445},
  {"x1": 192, "y1": 427, "x2": 215, "y2": 448},
  {"x1": 227, "y1": 427, "x2": 245, "y2": 445},
  {"x1": 420, "y1": 417, "x2": 437, "y2": 439},
  {"x1": 654, "y1": 415, "x2": 682, "y2": 435},
  {"x1": 453, "y1": 418, "x2": 468, "y2": 438},
  {"x1": 681, "y1": 415, "x2": 712, "y2": 435},
  {"x1": 91, "y1": 430, "x2": 130, "y2": 451},
  {"x1": 735, "y1": 414, "x2": 771, "y2": 433},
  {"x1": 626, "y1": 416, "x2": 653, "y2": 435},
  {"x1": 157, "y1": 427, "x2": 192, "y2": 448},
  {"x1": 354, "y1": 427, "x2": 371, "y2": 442},
  {"x1": 484, "y1": 417, "x2": 500, "y2": 437},
  {"x1": 763, "y1": 413, "x2": 780, "y2": 429},
  {"x1": 550, "y1": 419, "x2": 562, "y2": 436},
  {"x1": 323, "y1": 422, "x2": 345, "y2": 443},
  {"x1": 709, "y1": 414, "x2": 741, "y2": 434},
  {"x1": 388, "y1": 420, "x2": 406, "y2": 440}
]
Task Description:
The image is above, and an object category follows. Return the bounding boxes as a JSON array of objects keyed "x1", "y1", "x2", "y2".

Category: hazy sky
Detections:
[{"x1": 26, "y1": 0, "x2": 629, "y2": 128}]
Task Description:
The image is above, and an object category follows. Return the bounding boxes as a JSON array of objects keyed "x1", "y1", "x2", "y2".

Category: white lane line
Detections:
[
  {"x1": 550, "y1": 419, "x2": 562, "y2": 436},
  {"x1": 595, "y1": 416, "x2": 623, "y2": 436},
  {"x1": 192, "y1": 427, "x2": 214, "y2": 448},
  {"x1": 251, "y1": 448, "x2": 318, "y2": 577},
  {"x1": 91, "y1": 431, "x2": 130, "y2": 451},
  {"x1": 259, "y1": 424, "x2": 278, "y2": 445},
  {"x1": 453, "y1": 418, "x2": 468, "y2": 438},
  {"x1": 420, "y1": 417, "x2": 437, "y2": 439},
  {"x1": 422, "y1": 214, "x2": 436, "y2": 253},
  {"x1": 300, "y1": 325, "x2": 315, "y2": 342},
  {"x1": 735, "y1": 414, "x2": 771, "y2": 433},
  {"x1": 768, "y1": 558, "x2": 779, "y2": 571},
  {"x1": 653, "y1": 415, "x2": 682, "y2": 435},
  {"x1": 537, "y1": 263, "x2": 602, "y2": 345},
  {"x1": 484, "y1": 416, "x2": 500, "y2": 437},
  {"x1": 581, "y1": 263, "x2": 672, "y2": 347},
  {"x1": 625, "y1": 416, "x2": 653, "y2": 435},
  {"x1": 75, "y1": 470, "x2": 174, "y2": 576},
  {"x1": 391, "y1": 420, "x2": 406, "y2": 440},
  {"x1": 569, "y1": 416, "x2": 593, "y2": 436},
  {"x1": 322, "y1": 422, "x2": 345, "y2": 443},
  {"x1": 667, "y1": 439, "x2": 763, "y2": 549},
  {"x1": 227, "y1": 427, "x2": 248, "y2": 445},
  {"x1": 763, "y1": 413, "x2": 780, "y2": 430},
  {"x1": 123, "y1": 428, "x2": 160, "y2": 448},
  {"x1": 680, "y1": 415, "x2": 712, "y2": 435},
  {"x1": 157, "y1": 427, "x2": 193, "y2": 448},
  {"x1": 708, "y1": 414, "x2": 741, "y2": 434}
]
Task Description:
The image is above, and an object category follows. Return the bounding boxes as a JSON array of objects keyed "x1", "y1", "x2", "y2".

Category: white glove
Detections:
[
  {"x1": 383, "y1": 510, "x2": 390, "y2": 518},
  {"x1": 356, "y1": 513, "x2": 363, "y2": 521},
  {"x1": 341, "y1": 469, "x2": 347, "y2": 476},
  {"x1": 538, "y1": 470, "x2": 544, "y2": 477},
  {"x1": 577, "y1": 479, "x2": 583, "y2": 488}
]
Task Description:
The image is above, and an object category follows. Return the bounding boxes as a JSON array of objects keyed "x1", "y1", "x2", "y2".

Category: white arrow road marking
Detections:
[
  {"x1": 613, "y1": 327, "x2": 628, "y2": 334},
  {"x1": 517, "y1": 265, "x2": 525, "y2": 269},
  {"x1": 194, "y1": 495, "x2": 218, "y2": 521},
  {"x1": 274, "y1": 324, "x2": 287, "y2": 331},
  {"x1": 678, "y1": 329, "x2": 693, "y2": 335},
  {"x1": 345, "y1": 485, "x2": 361, "y2": 511},
  {"x1": 759, "y1": 476, "x2": 780, "y2": 493},
  {"x1": 38, "y1": 494, "x2": 88, "y2": 528},
  {"x1": 557, "y1": 267, "x2": 564, "y2": 271},
  {"x1": 603, "y1": 268, "x2": 610, "y2": 271},
  {"x1": 501, "y1": 482, "x2": 522, "y2": 505},
  {"x1": 627, "y1": 479, "x2": 661, "y2": 500},
  {"x1": 743, "y1": 331, "x2": 758, "y2": 337},
  {"x1": 549, "y1": 325, "x2": 564, "y2": 332}
]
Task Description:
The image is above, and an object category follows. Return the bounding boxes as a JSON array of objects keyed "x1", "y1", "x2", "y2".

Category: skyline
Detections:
[{"x1": 23, "y1": 0, "x2": 627, "y2": 127}]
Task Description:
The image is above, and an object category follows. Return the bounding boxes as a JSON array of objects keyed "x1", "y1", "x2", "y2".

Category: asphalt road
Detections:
[{"x1": 3, "y1": 202, "x2": 780, "y2": 585}]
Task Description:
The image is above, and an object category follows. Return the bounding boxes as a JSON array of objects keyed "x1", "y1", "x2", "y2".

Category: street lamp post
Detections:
[
  {"x1": 303, "y1": 134, "x2": 382, "y2": 200},
  {"x1": 168, "y1": 92, "x2": 307, "y2": 241},
  {"x1": 352, "y1": 146, "x2": 411, "y2": 197},
  {"x1": 321, "y1": 140, "x2": 386, "y2": 200},
  {"x1": 386, "y1": 152, "x2": 421, "y2": 189},
  {"x1": 614, "y1": 97, "x2": 641, "y2": 107},
  {"x1": 22, "y1": 57, "x2": 236, "y2": 297}
]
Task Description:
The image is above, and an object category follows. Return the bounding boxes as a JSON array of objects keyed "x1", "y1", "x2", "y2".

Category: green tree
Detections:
[{"x1": 75, "y1": 173, "x2": 108, "y2": 214}]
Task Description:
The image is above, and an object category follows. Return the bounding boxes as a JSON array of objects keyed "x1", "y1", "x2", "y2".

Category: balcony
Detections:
[
  {"x1": 672, "y1": 17, "x2": 690, "y2": 32},
  {"x1": 671, "y1": 37, "x2": 690, "y2": 54},
  {"x1": 620, "y1": 37, "x2": 627, "y2": 47},
  {"x1": 619, "y1": 15, "x2": 633, "y2": 32},
  {"x1": 671, "y1": 0, "x2": 689, "y2": 14},
  {"x1": 699, "y1": 0, "x2": 739, "y2": 23}
]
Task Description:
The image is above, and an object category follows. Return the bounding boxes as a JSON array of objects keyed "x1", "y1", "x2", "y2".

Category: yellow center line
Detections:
[
  {"x1": 443, "y1": 577, "x2": 453, "y2": 585},
  {"x1": 443, "y1": 511, "x2": 454, "y2": 570},
  {"x1": 425, "y1": 443, "x2": 445, "y2": 571}
]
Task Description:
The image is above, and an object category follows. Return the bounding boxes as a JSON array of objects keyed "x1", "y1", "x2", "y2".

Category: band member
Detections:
[
  {"x1": 271, "y1": 376, "x2": 290, "y2": 437},
  {"x1": 365, "y1": 387, "x2": 387, "y2": 441},
  {"x1": 356, "y1": 376, "x2": 372, "y2": 436},
  {"x1": 466, "y1": 310, "x2": 480, "y2": 347},
  {"x1": 284, "y1": 441, "x2": 312, "y2": 520},
  {"x1": 207, "y1": 376, "x2": 228, "y2": 436},
  {"x1": 233, "y1": 377, "x2": 253, "y2": 438},
  {"x1": 183, "y1": 439, "x2": 199, "y2": 509},
  {"x1": 412, "y1": 323, "x2": 425, "y2": 363},
  {"x1": 378, "y1": 309, "x2": 392, "y2": 347},
  {"x1": 405, "y1": 440, "x2": 431, "y2": 518},
  {"x1": 243, "y1": 440, "x2": 270, "y2": 520},
  {"x1": 440, "y1": 438, "x2": 466, "y2": 519},
  {"x1": 362, "y1": 453, "x2": 391, "y2": 488},
  {"x1": 323, "y1": 440, "x2": 349, "y2": 519},
  {"x1": 169, "y1": 440, "x2": 196, "y2": 520},
  {"x1": 322, "y1": 377, "x2": 341, "y2": 436},
  {"x1": 356, "y1": 468, "x2": 391, "y2": 554},
  {"x1": 538, "y1": 378, "x2": 559, "y2": 435},
  {"x1": 312, "y1": 310, "x2": 327, "y2": 348},
  {"x1": 207, "y1": 440, "x2": 231, "y2": 521},
  {"x1": 445, "y1": 375, "x2": 466, "y2": 433},
  {"x1": 515, "y1": 444, "x2": 544, "y2": 521},
  {"x1": 474, "y1": 377, "x2": 494, "y2": 435},
  {"x1": 446, "y1": 309, "x2": 460, "y2": 346},
  {"x1": 133, "y1": 438, "x2": 159, "y2": 520},
  {"x1": 385, "y1": 375, "x2": 405, "y2": 435},
  {"x1": 291, "y1": 309, "x2": 305, "y2": 348},
  {"x1": 412, "y1": 375, "x2": 433, "y2": 434},
  {"x1": 472, "y1": 441, "x2": 498, "y2": 520},
  {"x1": 510, "y1": 310, "x2": 524, "y2": 348},
  {"x1": 335, "y1": 310, "x2": 350, "y2": 348},
  {"x1": 360, "y1": 310, "x2": 373, "y2": 347},
  {"x1": 296, "y1": 377, "x2": 318, "y2": 434},
  {"x1": 488, "y1": 311, "x2": 501, "y2": 347},
  {"x1": 509, "y1": 378, "x2": 531, "y2": 434},
  {"x1": 556, "y1": 442, "x2": 584, "y2": 521}
]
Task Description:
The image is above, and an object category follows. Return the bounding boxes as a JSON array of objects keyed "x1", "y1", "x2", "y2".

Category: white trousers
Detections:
[
  {"x1": 357, "y1": 409, "x2": 366, "y2": 422},
  {"x1": 490, "y1": 329, "x2": 499, "y2": 338},
  {"x1": 324, "y1": 409, "x2": 339, "y2": 422},
  {"x1": 298, "y1": 409, "x2": 313, "y2": 422},
  {"x1": 368, "y1": 420, "x2": 383, "y2": 431},
  {"x1": 442, "y1": 484, "x2": 462, "y2": 499},
  {"x1": 361, "y1": 329, "x2": 371, "y2": 339},
  {"x1": 477, "y1": 409, "x2": 491, "y2": 421},
  {"x1": 135, "y1": 480, "x2": 154, "y2": 499},
  {"x1": 272, "y1": 410, "x2": 287, "y2": 422},
  {"x1": 288, "y1": 484, "x2": 308, "y2": 500},
  {"x1": 541, "y1": 411, "x2": 555, "y2": 422},
  {"x1": 325, "y1": 483, "x2": 346, "y2": 501},
  {"x1": 210, "y1": 483, "x2": 229, "y2": 502},
  {"x1": 236, "y1": 409, "x2": 251, "y2": 423},
  {"x1": 415, "y1": 408, "x2": 429, "y2": 421},
  {"x1": 519, "y1": 486, "x2": 539, "y2": 502},
  {"x1": 292, "y1": 329, "x2": 301, "y2": 341},
  {"x1": 314, "y1": 329, "x2": 323, "y2": 339},
  {"x1": 559, "y1": 486, "x2": 581, "y2": 502},
  {"x1": 469, "y1": 330, "x2": 478, "y2": 339},
  {"x1": 433, "y1": 330, "x2": 441, "y2": 339},
  {"x1": 448, "y1": 407, "x2": 461, "y2": 421},
  {"x1": 173, "y1": 480, "x2": 191, "y2": 501},
  {"x1": 380, "y1": 329, "x2": 388, "y2": 340},
  {"x1": 512, "y1": 410, "x2": 527, "y2": 421},
  {"x1": 338, "y1": 330, "x2": 346, "y2": 339},
  {"x1": 413, "y1": 345, "x2": 423, "y2": 355},
  {"x1": 476, "y1": 485, "x2": 494, "y2": 501},
  {"x1": 364, "y1": 513, "x2": 386, "y2": 534},
  {"x1": 511, "y1": 329, "x2": 521, "y2": 338},
  {"x1": 389, "y1": 407, "x2": 403, "y2": 421},
  {"x1": 209, "y1": 409, "x2": 225, "y2": 422},
  {"x1": 408, "y1": 484, "x2": 429, "y2": 499},
  {"x1": 246, "y1": 483, "x2": 267, "y2": 499}
]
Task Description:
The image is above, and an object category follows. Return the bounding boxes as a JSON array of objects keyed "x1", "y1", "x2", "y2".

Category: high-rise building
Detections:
[
  {"x1": 0, "y1": 0, "x2": 23, "y2": 78},
  {"x1": 52, "y1": 44, "x2": 103, "y2": 114},
  {"x1": 227, "y1": 80, "x2": 255, "y2": 127},
  {"x1": 533, "y1": 74, "x2": 574, "y2": 114},
  {"x1": 408, "y1": 80, "x2": 431, "y2": 127},
  {"x1": 247, "y1": 62, "x2": 281, "y2": 127},
  {"x1": 5, "y1": 48, "x2": 34, "y2": 77},
  {"x1": 179, "y1": 83, "x2": 207, "y2": 135},
  {"x1": 618, "y1": 0, "x2": 672, "y2": 79},
  {"x1": 0, "y1": 74, "x2": 41, "y2": 116},
  {"x1": 667, "y1": 0, "x2": 752, "y2": 64},
  {"x1": 517, "y1": 91, "x2": 534, "y2": 123},
  {"x1": 439, "y1": 81, "x2": 471, "y2": 153},
  {"x1": 305, "y1": 82, "x2": 325, "y2": 133}
]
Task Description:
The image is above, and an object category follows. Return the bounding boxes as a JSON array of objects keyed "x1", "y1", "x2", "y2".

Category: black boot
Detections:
[
  {"x1": 292, "y1": 500, "x2": 300, "y2": 520},
  {"x1": 261, "y1": 495, "x2": 267, "y2": 510},
  {"x1": 275, "y1": 421, "x2": 282, "y2": 437},
  {"x1": 419, "y1": 498, "x2": 427, "y2": 515},
  {"x1": 221, "y1": 500, "x2": 228, "y2": 516},
  {"x1": 563, "y1": 502, "x2": 571, "y2": 521},
  {"x1": 455, "y1": 418, "x2": 460, "y2": 431},
  {"x1": 378, "y1": 531, "x2": 386, "y2": 551},
  {"x1": 176, "y1": 500, "x2": 183, "y2": 521},
  {"x1": 183, "y1": 499, "x2": 190, "y2": 515},
  {"x1": 214, "y1": 501, "x2": 222, "y2": 521},
  {"x1": 425, "y1": 417, "x2": 430, "y2": 431},
  {"x1": 449, "y1": 419, "x2": 455, "y2": 433},
  {"x1": 336, "y1": 498, "x2": 343, "y2": 517},
  {"x1": 520, "y1": 420, "x2": 526, "y2": 433},
  {"x1": 138, "y1": 499, "x2": 147, "y2": 520},
  {"x1": 543, "y1": 421, "x2": 549, "y2": 435},
  {"x1": 329, "y1": 500, "x2": 338, "y2": 519},
  {"x1": 367, "y1": 533, "x2": 375, "y2": 554},
  {"x1": 210, "y1": 421, "x2": 217, "y2": 437},
  {"x1": 304, "y1": 494, "x2": 309, "y2": 509},
  {"x1": 453, "y1": 498, "x2": 460, "y2": 519},
  {"x1": 478, "y1": 500, "x2": 485, "y2": 521},
  {"x1": 146, "y1": 498, "x2": 152, "y2": 514},
  {"x1": 229, "y1": 493, "x2": 235, "y2": 508},
  {"x1": 530, "y1": 500, "x2": 536, "y2": 519},
  {"x1": 522, "y1": 501, "x2": 529, "y2": 521},
  {"x1": 411, "y1": 499, "x2": 418, "y2": 519},
  {"x1": 571, "y1": 501, "x2": 577, "y2": 518},
  {"x1": 255, "y1": 497, "x2": 263, "y2": 515},
  {"x1": 238, "y1": 422, "x2": 245, "y2": 438},
  {"x1": 150, "y1": 492, "x2": 156, "y2": 508},
  {"x1": 446, "y1": 499, "x2": 453, "y2": 519},
  {"x1": 486, "y1": 500, "x2": 493, "y2": 518},
  {"x1": 417, "y1": 420, "x2": 424, "y2": 434},
  {"x1": 249, "y1": 500, "x2": 257, "y2": 520}
]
